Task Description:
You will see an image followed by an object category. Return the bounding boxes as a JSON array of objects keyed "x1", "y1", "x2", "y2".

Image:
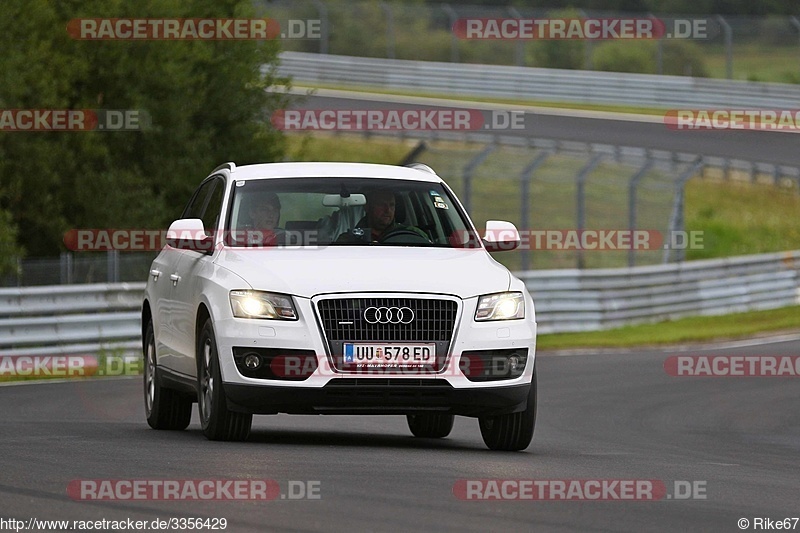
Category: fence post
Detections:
[
  {"x1": 664, "y1": 158, "x2": 703, "y2": 263},
  {"x1": 380, "y1": 1, "x2": 395, "y2": 59},
  {"x1": 577, "y1": 9, "x2": 594, "y2": 70},
  {"x1": 576, "y1": 153, "x2": 604, "y2": 269},
  {"x1": 791, "y1": 17, "x2": 800, "y2": 74},
  {"x1": 462, "y1": 143, "x2": 496, "y2": 214},
  {"x1": 656, "y1": 40, "x2": 664, "y2": 75},
  {"x1": 60, "y1": 252, "x2": 73, "y2": 285},
  {"x1": 627, "y1": 159, "x2": 654, "y2": 267},
  {"x1": 716, "y1": 15, "x2": 733, "y2": 79},
  {"x1": 399, "y1": 141, "x2": 428, "y2": 166},
  {"x1": 508, "y1": 7, "x2": 525, "y2": 66},
  {"x1": 519, "y1": 151, "x2": 551, "y2": 271},
  {"x1": 312, "y1": 0, "x2": 329, "y2": 54},
  {"x1": 442, "y1": 4, "x2": 459, "y2": 63},
  {"x1": 107, "y1": 250, "x2": 120, "y2": 283}
]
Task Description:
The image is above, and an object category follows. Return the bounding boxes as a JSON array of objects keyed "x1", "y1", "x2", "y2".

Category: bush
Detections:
[
  {"x1": 662, "y1": 41, "x2": 709, "y2": 77},
  {"x1": 592, "y1": 41, "x2": 655, "y2": 73},
  {"x1": 592, "y1": 40, "x2": 709, "y2": 76},
  {"x1": 529, "y1": 9, "x2": 587, "y2": 69}
]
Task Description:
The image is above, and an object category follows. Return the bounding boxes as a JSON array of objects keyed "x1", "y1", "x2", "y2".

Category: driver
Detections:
[
  {"x1": 366, "y1": 190, "x2": 398, "y2": 240},
  {"x1": 337, "y1": 190, "x2": 427, "y2": 243}
]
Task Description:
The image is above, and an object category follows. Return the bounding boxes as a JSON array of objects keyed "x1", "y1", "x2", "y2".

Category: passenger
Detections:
[{"x1": 246, "y1": 192, "x2": 284, "y2": 245}]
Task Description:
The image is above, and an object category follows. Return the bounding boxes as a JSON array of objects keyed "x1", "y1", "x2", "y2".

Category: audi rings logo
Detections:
[{"x1": 363, "y1": 306, "x2": 415, "y2": 324}]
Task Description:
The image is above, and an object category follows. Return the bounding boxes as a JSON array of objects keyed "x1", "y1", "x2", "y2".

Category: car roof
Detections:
[{"x1": 209, "y1": 162, "x2": 442, "y2": 183}]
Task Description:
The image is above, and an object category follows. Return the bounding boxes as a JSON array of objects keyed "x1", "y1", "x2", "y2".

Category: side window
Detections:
[
  {"x1": 201, "y1": 179, "x2": 225, "y2": 234},
  {"x1": 181, "y1": 177, "x2": 225, "y2": 235},
  {"x1": 182, "y1": 179, "x2": 216, "y2": 220}
]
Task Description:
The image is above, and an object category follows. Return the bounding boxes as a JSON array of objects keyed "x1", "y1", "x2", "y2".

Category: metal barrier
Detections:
[
  {"x1": 278, "y1": 51, "x2": 800, "y2": 109},
  {"x1": 523, "y1": 250, "x2": 800, "y2": 333},
  {"x1": 0, "y1": 283, "x2": 144, "y2": 357},
  {"x1": 1, "y1": 250, "x2": 797, "y2": 356}
]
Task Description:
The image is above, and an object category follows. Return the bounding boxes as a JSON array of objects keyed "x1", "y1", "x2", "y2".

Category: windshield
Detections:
[{"x1": 226, "y1": 177, "x2": 481, "y2": 248}]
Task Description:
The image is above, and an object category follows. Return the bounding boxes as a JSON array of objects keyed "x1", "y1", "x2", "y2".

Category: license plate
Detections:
[{"x1": 343, "y1": 343, "x2": 436, "y2": 367}]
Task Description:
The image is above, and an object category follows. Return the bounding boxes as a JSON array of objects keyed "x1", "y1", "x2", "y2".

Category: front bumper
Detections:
[{"x1": 224, "y1": 379, "x2": 532, "y2": 417}]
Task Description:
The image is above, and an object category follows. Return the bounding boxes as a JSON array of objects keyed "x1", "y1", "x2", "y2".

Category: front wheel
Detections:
[
  {"x1": 478, "y1": 366, "x2": 537, "y2": 451},
  {"x1": 143, "y1": 320, "x2": 192, "y2": 430},
  {"x1": 197, "y1": 319, "x2": 252, "y2": 441},
  {"x1": 407, "y1": 413, "x2": 454, "y2": 438}
]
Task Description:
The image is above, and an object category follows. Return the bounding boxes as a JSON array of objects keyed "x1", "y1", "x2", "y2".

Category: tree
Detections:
[
  {"x1": 0, "y1": 0, "x2": 287, "y2": 257},
  {"x1": 0, "y1": 208, "x2": 23, "y2": 278}
]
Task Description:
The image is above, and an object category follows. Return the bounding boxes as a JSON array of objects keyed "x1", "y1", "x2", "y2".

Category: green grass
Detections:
[
  {"x1": 291, "y1": 83, "x2": 670, "y2": 116},
  {"x1": 537, "y1": 305, "x2": 800, "y2": 350},
  {"x1": 686, "y1": 176, "x2": 800, "y2": 260},
  {"x1": 703, "y1": 44, "x2": 800, "y2": 83}
]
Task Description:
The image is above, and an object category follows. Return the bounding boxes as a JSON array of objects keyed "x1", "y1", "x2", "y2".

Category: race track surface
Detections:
[
  {"x1": 1, "y1": 338, "x2": 797, "y2": 532},
  {"x1": 298, "y1": 94, "x2": 800, "y2": 167}
]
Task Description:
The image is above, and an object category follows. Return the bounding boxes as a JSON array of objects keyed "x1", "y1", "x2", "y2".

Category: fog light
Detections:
[
  {"x1": 244, "y1": 353, "x2": 261, "y2": 370},
  {"x1": 508, "y1": 355, "x2": 521, "y2": 373}
]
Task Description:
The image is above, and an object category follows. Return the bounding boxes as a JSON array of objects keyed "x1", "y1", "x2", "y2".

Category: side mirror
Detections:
[
  {"x1": 482, "y1": 220, "x2": 520, "y2": 252},
  {"x1": 166, "y1": 218, "x2": 214, "y2": 254}
]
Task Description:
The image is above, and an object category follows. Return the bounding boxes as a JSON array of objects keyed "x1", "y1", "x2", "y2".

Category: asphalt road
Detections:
[
  {"x1": 1, "y1": 337, "x2": 798, "y2": 532},
  {"x1": 295, "y1": 93, "x2": 800, "y2": 167}
]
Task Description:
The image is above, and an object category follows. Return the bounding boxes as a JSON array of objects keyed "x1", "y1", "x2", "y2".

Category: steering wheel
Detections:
[{"x1": 379, "y1": 228, "x2": 432, "y2": 244}]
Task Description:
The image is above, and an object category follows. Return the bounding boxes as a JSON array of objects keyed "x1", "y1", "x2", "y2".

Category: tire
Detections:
[
  {"x1": 407, "y1": 413, "x2": 455, "y2": 438},
  {"x1": 144, "y1": 320, "x2": 192, "y2": 430},
  {"x1": 197, "y1": 319, "x2": 252, "y2": 441},
  {"x1": 478, "y1": 366, "x2": 537, "y2": 451}
]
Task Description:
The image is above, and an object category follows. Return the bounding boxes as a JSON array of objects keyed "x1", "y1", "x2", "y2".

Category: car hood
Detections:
[{"x1": 215, "y1": 246, "x2": 511, "y2": 299}]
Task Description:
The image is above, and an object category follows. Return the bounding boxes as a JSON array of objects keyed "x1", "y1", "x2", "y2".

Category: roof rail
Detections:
[
  {"x1": 211, "y1": 162, "x2": 236, "y2": 174},
  {"x1": 405, "y1": 162, "x2": 436, "y2": 174}
]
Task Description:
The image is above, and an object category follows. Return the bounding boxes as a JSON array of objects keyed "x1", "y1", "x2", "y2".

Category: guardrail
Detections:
[
  {"x1": 0, "y1": 283, "x2": 143, "y2": 357},
  {"x1": 523, "y1": 250, "x2": 800, "y2": 333},
  {"x1": 1, "y1": 251, "x2": 797, "y2": 357},
  {"x1": 278, "y1": 51, "x2": 800, "y2": 109}
]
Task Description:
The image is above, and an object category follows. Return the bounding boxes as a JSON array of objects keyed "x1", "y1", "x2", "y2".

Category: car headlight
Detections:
[
  {"x1": 475, "y1": 292, "x2": 525, "y2": 321},
  {"x1": 229, "y1": 290, "x2": 297, "y2": 320}
]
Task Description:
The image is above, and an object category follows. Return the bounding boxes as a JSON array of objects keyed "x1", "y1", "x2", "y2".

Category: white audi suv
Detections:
[{"x1": 142, "y1": 161, "x2": 537, "y2": 450}]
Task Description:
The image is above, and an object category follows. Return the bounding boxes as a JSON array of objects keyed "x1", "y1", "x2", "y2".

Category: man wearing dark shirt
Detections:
[{"x1": 336, "y1": 190, "x2": 428, "y2": 243}]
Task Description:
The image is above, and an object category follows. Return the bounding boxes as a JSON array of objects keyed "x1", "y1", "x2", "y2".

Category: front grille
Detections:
[
  {"x1": 317, "y1": 297, "x2": 457, "y2": 342},
  {"x1": 317, "y1": 297, "x2": 458, "y2": 372}
]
